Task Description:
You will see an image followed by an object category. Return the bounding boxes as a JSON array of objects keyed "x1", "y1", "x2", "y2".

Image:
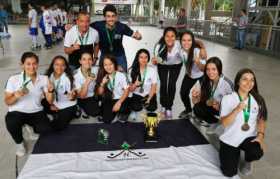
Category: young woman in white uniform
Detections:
[
  {"x1": 5, "y1": 52, "x2": 54, "y2": 157},
  {"x1": 129, "y1": 49, "x2": 158, "y2": 113},
  {"x1": 179, "y1": 30, "x2": 207, "y2": 119},
  {"x1": 191, "y1": 57, "x2": 233, "y2": 124},
  {"x1": 96, "y1": 55, "x2": 130, "y2": 123},
  {"x1": 74, "y1": 52, "x2": 100, "y2": 118},
  {"x1": 42, "y1": 55, "x2": 77, "y2": 131},
  {"x1": 219, "y1": 68, "x2": 267, "y2": 177},
  {"x1": 152, "y1": 27, "x2": 182, "y2": 119}
]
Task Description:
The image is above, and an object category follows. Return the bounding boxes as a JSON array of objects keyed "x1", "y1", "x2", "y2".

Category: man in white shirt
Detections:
[{"x1": 64, "y1": 11, "x2": 99, "y2": 70}]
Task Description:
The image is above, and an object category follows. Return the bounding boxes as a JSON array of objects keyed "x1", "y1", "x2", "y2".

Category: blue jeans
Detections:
[
  {"x1": 100, "y1": 54, "x2": 127, "y2": 72},
  {"x1": 236, "y1": 29, "x2": 246, "y2": 49}
]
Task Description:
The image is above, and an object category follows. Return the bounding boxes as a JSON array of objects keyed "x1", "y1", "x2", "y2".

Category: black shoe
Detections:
[
  {"x1": 118, "y1": 114, "x2": 129, "y2": 123},
  {"x1": 179, "y1": 110, "x2": 191, "y2": 119}
]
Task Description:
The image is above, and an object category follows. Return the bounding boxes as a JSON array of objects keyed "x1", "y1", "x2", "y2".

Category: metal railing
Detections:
[{"x1": 124, "y1": 16, "x2": 280, "y2": 58}]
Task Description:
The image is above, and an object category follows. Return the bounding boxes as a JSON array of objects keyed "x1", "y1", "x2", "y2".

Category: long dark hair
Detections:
[
  {"x1": 180, "y1": 30, "x2": 196, "y2": 75},
  {"x1": 200, "y1": 57, "x2": 223, "y2": 102},
  {"x1": 234, "y1": 68, "x2": 268, "y2": 120},
  {"x1": 157, "y1": 27, "x2": 177, "y2": 61},
  {"x1": 130, "y1": 49, "x2": 150, "y2": 83},
  {"x1": 96, "y1": 54, "x2": 118, "y2": 86},
  {"x1": 45, "y1": 55, "x2": 74, "y2": 89}
]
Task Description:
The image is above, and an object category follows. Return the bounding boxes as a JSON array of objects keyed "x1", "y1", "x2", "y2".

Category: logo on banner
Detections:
[{"x1": 106, "y1": 142, "x2": 148, "y2": 161}]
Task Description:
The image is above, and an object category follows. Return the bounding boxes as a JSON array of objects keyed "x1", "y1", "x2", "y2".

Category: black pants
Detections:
[
  {"x1": 220, "y1": 137, "x2": 263, "y2": 177},
  {"x1": 180, "y1": 74, "x2": 203, "y2": 113},
  {"x1": 130, "y1": 94, "x2": 157, "y2": 112},
  {"x1": 193, "y1": 101, "x2": 219, "y2": 123},
  {"x1": 42, "y1": 99, "x2": 77, "y2": 131},
  {"x1": 78, "y1": 96, "x2": 100, "y2": 117},
  {"x1": 158, "y1": 63, "x2": 182, "y2": 110},
  {"x1": 5, "y1": 111, "x2": 52, "y2": 144},
  {"x1": 100, "y1": 92, "x2": 130, "y2": 124}
]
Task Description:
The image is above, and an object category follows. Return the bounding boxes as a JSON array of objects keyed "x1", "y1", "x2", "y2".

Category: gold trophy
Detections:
[{"x1": 143, "y1": 112, "x2": 160, "y2": 142}]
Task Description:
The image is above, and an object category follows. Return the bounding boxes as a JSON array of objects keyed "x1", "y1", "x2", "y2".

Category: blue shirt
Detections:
[
  {"x1": 91, "y1": 21, "x2": 133, "y2": 57},
  {"x1": 0, "y1": 9, "x2": 8, "y2": 21}
]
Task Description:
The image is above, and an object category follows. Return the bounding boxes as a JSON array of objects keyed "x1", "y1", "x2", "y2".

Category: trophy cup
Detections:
[{"x1": 143, "y1": 112, "x2": 160, "y2": 142}]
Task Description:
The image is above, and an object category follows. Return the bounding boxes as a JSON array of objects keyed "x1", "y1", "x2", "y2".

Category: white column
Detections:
[
  {"x1": 160, "y1": 0, "x2": 165, "y2": 15},
  {"x1": 149, "y1": 0, "x2": 154, "y2": 24},
  {"x1": 182, "y1": 0, "x2": 192, "y2": 18}
]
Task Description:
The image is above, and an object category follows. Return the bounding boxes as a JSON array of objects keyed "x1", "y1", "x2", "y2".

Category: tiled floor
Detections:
[{"x1": 0, "y1": 25, "x2": 279, "y2": 179}]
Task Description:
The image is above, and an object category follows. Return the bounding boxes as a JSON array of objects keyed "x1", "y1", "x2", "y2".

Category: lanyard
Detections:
[
  {"x1": 77, "y1": 26, "x2": 89, "y2": 45},
  {"x1": 140, "y1": 67, "x2": 147, "y2": 91},
  {"x1": 51, "y1": 73, "x2": 62, "y2": 101},
  {"x1": 107, "y1": 72, "x2": 116, "y2": 91},
  {"x1": 238, "y1": 94, "x2": 251, "y2": 123},
  {"x1": 105, "y1": 27, "x2": 115, "y2": 51},
  {"x1": 153, "y1": 43, "x2": 165, "y2": 57},
  {"x1": 22, "y1": 71, "x2": 32, "y2": 87},
  {"x1": 210, "y1": 78, "x2": 220, "y2": 98}
]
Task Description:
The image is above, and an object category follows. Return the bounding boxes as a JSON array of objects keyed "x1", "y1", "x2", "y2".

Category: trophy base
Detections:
[{"x1": 144, "y1": 133, "x2": 159, "y2": 143}]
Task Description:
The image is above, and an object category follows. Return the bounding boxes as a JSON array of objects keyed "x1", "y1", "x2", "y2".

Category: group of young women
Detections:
[{"x1": 4, "y1": 26, "x2": 267, "y2": 178}]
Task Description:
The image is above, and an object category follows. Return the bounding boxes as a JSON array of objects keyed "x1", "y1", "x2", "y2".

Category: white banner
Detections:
[
  {"x1": 18, "y1": 145, "x2": 240, "y2": 179},
  {"x1": 95, "y1": 0, "x2": 137, "y2": 5}
]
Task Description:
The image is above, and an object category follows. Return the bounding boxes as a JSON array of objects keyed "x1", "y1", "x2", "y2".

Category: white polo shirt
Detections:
[
  {"x1": 154, "y1": 41, "x2": 182, "y2": 65},
  {"x1": 28, "y1": 8, "x2": 37, "y2": 28},
  {"x1": 43, "y1": 10, "x2": 52, "y2": 34},
  {"x1": 180, "y1": 48, "x2": 206, "y2": 79},
  {"x1": 108, "y1": 71, "x2": 129, "y2": 100},
  {"x1": 5, "y1": 72, "x2": 49, "y2": 113},
  {"x1": 49, "y1": 9, "x2": 57, "y2": 27},
  {"x1": 219, "y1": 92, "x2": 259, "y2": 147},
  {"x1": 50, "y1": 73, "x2": 77, "y2": 109},
  {"x1": 74, "y1": 67, "x2": 99, "y2": 98},
  {"x1": 129, "y1": 66, "x2": 158, "y2": 97},
  {"x1": 64, "y1": 25, "x2": 99, "y2": 47}
]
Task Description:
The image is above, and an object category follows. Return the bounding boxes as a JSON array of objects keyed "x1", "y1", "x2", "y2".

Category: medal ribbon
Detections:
[
  {"x1": 107, "y1": 72, "x2": 116, "y2": 91},
  {"x1": 105, "y1": 27, "x2": 115, "y2": 52},
  {"x1": 139, "y1": 67, "x2": 147, "y2": 92},
  {"x1": 238, "y1": 94, "x2": 251, "y2": 124},
  {"x1": 210, "y1": 78, "x2": 220, "y2": 98},
  {"x1": 77, "y1": 26, "x2": 89, "y2": 45},
  {"x1": 22, "y1": 71, "x2": 32, "y2": 88}
]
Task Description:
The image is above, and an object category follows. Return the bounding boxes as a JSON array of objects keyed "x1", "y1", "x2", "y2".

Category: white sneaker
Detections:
[
  {"x1": 240, "y1": 162, "x2": 253, "y2": 175},
  {"x1": 129, "y1": 111, "x2": 137, "y2": 121},
  {"x1": 166, "y1": 110, "x2": 172, "y2": 120},
  {"x1": 24, "y1": 125, "x2": 39, "y2": 141},
  {"x1": 16, "y1": 143, "x2": 26, "y2": 157}
]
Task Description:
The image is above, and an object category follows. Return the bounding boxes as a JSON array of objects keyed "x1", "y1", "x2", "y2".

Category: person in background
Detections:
[
  {"x1": 0, "y1": 4, "x2": 9, "y2": 35},
  {"x1": 219, "y1": 68, "x2": 267, "y2": 177},
  {"x1": 233, "y1": 9, "x2": 248, "y2": 50},
  {"x1": 39, "y1": 4, "x2": 53, "y2": 49},
  {"x1": 28, "y1": 3, "x2": 41, "y2": 50},
  {"x1": 64, "y1": 11, "x2": 99, "y2": 70},
  {"x1": 175, "y1": 8, "x2": 188, "y2": 38},
  {"x1": 159, "y1": 11, "x2": 165, "y2": 29},
  {"x1": 91, "y1": 4, "x2": 142, "y2": 72},
  {"x1": 96, "y1": 55, "x2": 130, "y2": 123},
  {"x1": 4, "y1": 52, "x2": 54, "y2": 157},
  {"x1": 42, "y1": 56, "x2": 77, "y2": 131}
]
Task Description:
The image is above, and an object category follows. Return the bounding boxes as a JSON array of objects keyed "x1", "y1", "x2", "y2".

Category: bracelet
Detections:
[{"x1": 257, "y1": 132, "x2": 265, "y2": 138}]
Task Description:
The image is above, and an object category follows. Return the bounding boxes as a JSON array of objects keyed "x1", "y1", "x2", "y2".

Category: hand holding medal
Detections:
[{"x1": 237, "y1": 95, "x2": 251, "y2": 131}]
